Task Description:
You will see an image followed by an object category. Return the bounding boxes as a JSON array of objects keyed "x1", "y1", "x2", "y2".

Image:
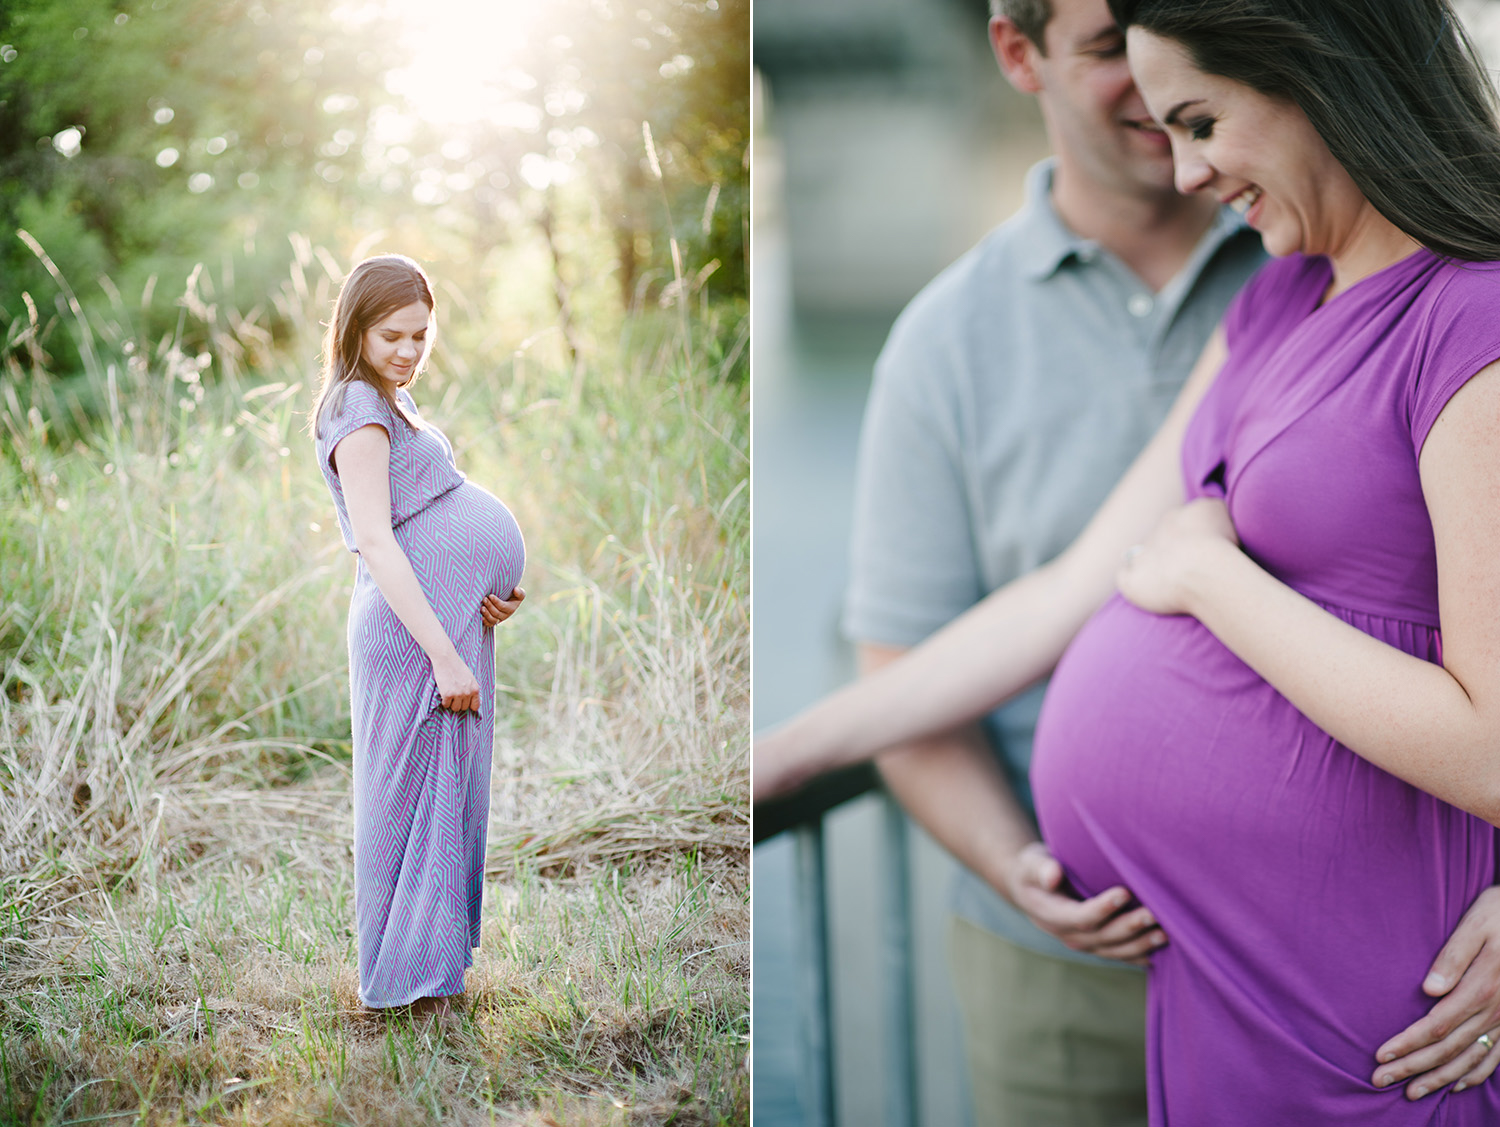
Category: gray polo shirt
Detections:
[{"x1": 843, "y1": 159, "x2": 1267, "y2": 963}]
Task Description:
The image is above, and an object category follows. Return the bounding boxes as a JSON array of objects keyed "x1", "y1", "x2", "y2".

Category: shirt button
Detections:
[{"x1": 1128, "y1": 293, "x2": 1154, "y2": 318}]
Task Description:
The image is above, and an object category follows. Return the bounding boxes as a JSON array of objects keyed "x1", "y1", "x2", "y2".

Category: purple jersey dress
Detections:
[
  {"x1": 1032, "y1": 250, "x2": 1500, "y2": 1123},
  {"x1": 316, "y1": 380, "x2": 525, "y2": 1008}
]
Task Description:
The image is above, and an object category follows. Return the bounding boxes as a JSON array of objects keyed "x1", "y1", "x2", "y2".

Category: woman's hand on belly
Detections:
[
  {"x1": 1006, "y1": 843, "x2": 1167, "y2": 966},
  {"x1": 480, "y1": 586, "x2": 525, "y2": 629},
  {"x1": 1118, "y1": 497, "x2": 1241, "y2": 617}
]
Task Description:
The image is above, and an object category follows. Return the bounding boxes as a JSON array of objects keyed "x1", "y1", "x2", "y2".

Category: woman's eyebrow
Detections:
[{"x1": 1163, "y1": 98, "x2": 1206, "y2": 126}]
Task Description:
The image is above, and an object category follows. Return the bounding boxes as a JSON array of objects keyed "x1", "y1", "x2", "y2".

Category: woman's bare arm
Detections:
[
  {"x1": 752, "y1": 329, "x2": 1230, "y2": 800},
  {"x1": 1121, "y1": 360, "x2": 1500, "y2": 822},
  {"x1": 335, "y1": 423, "x2": 480, "y2": 712}
]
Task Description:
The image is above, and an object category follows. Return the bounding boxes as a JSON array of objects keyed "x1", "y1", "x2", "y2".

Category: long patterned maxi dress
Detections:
[{"x1": 316, "y1": 380, "x2": 525, "y2": 1007}]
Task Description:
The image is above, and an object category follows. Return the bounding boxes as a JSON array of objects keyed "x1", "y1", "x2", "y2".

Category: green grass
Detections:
[{"x1": 0, "y1": 236, "x2": 748, "y2": 1125}]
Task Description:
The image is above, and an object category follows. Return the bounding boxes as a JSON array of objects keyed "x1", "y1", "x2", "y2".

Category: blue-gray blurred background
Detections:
[{"x1": 750, "y1": 0, "x2": 1044, "y2": 1123}]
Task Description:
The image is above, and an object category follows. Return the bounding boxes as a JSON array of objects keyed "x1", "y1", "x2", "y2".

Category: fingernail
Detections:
[
  {"x1": 1379, "y1": 1051, "x2": 1395, "y2": 1064},
  {"x1": 1424, "y1": 973, "x2": 1449, "y2": 992},
  {"x1": 1139, "y1": 911, "x2": 1156, "y2": 927},
  {"x1": 1454, "y1": 1082, "x2": 1468, "y2": 1093},
  {"x1": 1411, "y1": 1087, "x2": 1428, "y2": 1100}
]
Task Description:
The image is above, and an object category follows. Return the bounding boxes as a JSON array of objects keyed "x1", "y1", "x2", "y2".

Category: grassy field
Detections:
[{"x1": 0, "y1": 238, "x2": 749, "y2": 1125}]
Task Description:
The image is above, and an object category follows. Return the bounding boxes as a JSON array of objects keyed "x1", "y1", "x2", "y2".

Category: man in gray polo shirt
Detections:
[{"x1": 841, "y1": 0, "x2": 1500, "y2": 1121}]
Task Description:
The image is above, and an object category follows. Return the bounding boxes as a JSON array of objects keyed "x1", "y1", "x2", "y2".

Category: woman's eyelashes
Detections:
[{"x1": 1186, "y1": 116, "x2": 1217, "y2": 141}]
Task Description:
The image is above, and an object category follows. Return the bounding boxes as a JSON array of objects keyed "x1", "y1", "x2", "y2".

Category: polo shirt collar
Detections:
[
  {"x1": 1016, "y1": 159, "x2": 1094, "y2": 281},
  {"x1": 1015, "y1": 157, "x2": 1254, "y2": 283}
]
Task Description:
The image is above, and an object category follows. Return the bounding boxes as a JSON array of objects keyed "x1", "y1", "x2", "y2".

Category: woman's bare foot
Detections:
[{"x1": 409, "y1": 993, "x2": 461, "y2": 1033}]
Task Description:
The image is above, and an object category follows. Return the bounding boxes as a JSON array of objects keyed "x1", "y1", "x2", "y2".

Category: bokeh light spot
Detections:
[{"x1": 52, "y1": 127, "x2": 83, "y2": 158}]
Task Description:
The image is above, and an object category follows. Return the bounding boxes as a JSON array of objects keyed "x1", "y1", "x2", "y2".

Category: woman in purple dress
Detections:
[
  {"x1": 757, "y1": 0, "x2": 1500, "y2": 1119},
  {"x1": 309, "y1": 255, "x2": 526, "y2": 1017}
]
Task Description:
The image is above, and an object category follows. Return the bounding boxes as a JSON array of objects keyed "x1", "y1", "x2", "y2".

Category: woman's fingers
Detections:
[
  {"x1": 1390, "y1": 1024, "x2": 1500, "y2": 1100},
  {"x1": 480, "y1": 587, "x2": 526, "y2": 628},
  {"x1": 1451, "y1": 1034, "x2": 1500, "y2": 1094},
  {"x1": 439, "y1": 680, "x2": 482, "y2": 712},
  {"x1": 1375, "y1": 893, "x2": 1500, "y2": 1093},
  {"x1": 1375, "y1": 1013, "x2": 1500, "y2": 1097},
  {"x1": 480, "y1": 595, "x2": 502, "y2": 627}
]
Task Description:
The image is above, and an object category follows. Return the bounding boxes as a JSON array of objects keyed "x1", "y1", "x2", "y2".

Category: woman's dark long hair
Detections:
[
  {"x1": 309, "y1": 254, "x2": 435, "y2": 437},
  {"x1": 1108, "y1": 0, "x2": 1500, "y2": 262}
]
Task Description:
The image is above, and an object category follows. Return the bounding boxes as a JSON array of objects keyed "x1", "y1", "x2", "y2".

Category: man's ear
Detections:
[{"x1": 990, "y1": 16, "x2": 1045, "y2": 95}]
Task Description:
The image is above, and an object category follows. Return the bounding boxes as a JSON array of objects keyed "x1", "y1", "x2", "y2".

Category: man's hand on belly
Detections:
[{"x1": 1005, "y1": 842, "x2": 1167, "y2": 967}]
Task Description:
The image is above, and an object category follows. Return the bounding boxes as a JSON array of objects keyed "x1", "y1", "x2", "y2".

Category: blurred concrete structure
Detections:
[
  {"x1": 754, "y1": 0, "x2": 1047, "y2": 316},
  {"x1": 751, "y1": 1, "x2": 1048, "y2": 1124}
]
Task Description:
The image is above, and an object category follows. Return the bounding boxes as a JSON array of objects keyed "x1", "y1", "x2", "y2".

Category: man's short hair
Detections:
[{"x1": 990, "y1": 0, "x2": 1053, "y2": 50}]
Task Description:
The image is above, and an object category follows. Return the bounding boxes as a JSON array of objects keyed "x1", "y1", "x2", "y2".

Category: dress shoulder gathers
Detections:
[{"x1": 1218, "y1": 251, "x2": 1500, "y2": 454}]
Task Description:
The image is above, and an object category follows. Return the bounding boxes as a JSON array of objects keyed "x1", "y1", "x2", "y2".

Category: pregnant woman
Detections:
[
  {"x1": 309, "y1": 254, "x2": 526, "y2": 1015},
  {"x1": 757, "y1": 0, "x2": 1500, "y2": 1119}
]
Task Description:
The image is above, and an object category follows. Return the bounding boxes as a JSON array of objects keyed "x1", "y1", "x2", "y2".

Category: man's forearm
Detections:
[
  {"x1": 862, "y1": 642, "x2": 1164, "y2": 962},
  {"x1": 876, "y1": 728, "x2": 1038, "y2": 905},
  {"x1": 862, "y1": 641, "x2": 1037, "y2": 904}
]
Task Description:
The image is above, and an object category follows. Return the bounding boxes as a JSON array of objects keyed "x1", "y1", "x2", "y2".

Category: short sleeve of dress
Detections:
[
  {"x1": 1409, "y1": 261, "x2": 1500, "y2": 456},
  {"x1": 319, "y1": 381, "x2": 395, "y2": 475}
]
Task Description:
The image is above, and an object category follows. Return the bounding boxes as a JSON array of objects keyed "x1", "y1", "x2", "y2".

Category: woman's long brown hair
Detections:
[{"x1": 309, "y1": 254, "x2": 435, "y2": 438}]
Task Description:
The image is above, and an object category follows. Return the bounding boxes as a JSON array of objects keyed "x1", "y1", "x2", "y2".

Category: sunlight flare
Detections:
[{"x1": 374, "y1": 0, "x2": 543, "y2": 126}]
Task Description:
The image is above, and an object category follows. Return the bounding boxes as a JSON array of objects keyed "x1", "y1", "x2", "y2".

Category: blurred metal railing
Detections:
[{"x1": 755, "y1": 765, "x2": 920, "y2": 1127}]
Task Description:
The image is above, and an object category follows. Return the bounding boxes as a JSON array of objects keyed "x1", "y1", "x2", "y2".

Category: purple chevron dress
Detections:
[
  {"x1": 1032, "y1": 251, "x2": 1500, "y2": 1123},
  {"x1": 316, "y1": 379, "x2": 525, "y2": 1008}
]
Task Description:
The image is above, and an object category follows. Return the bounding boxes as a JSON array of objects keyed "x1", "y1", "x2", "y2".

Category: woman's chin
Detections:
[{"x1": 1255, "y1": 224, "x2": 1301, "y2": 259}]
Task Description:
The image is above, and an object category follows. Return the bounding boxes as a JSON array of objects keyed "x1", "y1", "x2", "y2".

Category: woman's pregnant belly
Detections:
[
  {"x1": 392, "y1": 482, "x2": 526, "y2": 632},
  {"x1": 1031, "y1": 593, "x2": 1494, "y2": 1070},
  {"x1": 1032, "y1": 594, "x2": 1281, "y2": 903}
]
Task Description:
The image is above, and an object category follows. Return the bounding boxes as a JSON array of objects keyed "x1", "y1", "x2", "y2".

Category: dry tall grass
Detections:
[{"x1": 0, "y1": 236, "x2": 748, "y2": 1125}]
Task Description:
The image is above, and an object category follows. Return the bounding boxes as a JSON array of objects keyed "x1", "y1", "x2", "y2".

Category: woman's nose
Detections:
[{"x1": 1175, "y1": 153, "x2": 1213, "y2": 196}]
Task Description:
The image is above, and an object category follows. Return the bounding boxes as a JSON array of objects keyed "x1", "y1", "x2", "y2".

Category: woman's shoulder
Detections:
[
  {"x1": 1412, "y1": 255, "x2": 1500, "y2": 341},
  {"x1": 340, "y1": 378, "x2": 388, "y2": 412},
  {"x1": 317, "y1": 379, "x2": 396, "y2": 449},
  {"x1": 1427, "y1": 255, "x2": 1500, "y2": 302},
  {"x1": 1404, "y1": 255, "x2": 1500, "y2": 450}
]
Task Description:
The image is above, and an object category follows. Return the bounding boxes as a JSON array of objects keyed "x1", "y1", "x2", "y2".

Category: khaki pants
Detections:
[{"x1": 950, "y1": 916, "x2": 1149, "y2": 1127}]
